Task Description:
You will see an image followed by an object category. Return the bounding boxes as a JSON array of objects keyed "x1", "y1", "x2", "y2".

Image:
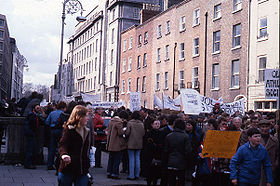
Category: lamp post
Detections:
[{"x1": 58, "y1": 0, "x2": 85, "y2": 91}]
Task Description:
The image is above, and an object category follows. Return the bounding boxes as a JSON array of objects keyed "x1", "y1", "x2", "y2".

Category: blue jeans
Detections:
[
  {"x1": 24, "y1": 128, "x2": 37, "y2": 167},
  {"x1": 48, "y1": 128, "x2": 62, "y2": 167},
  {"x1": 58, "y1": 172, "x2": 88, "y2": 186},
  {"x1": 107, "y1": 151, "x2": 121, "y2": 177},
  {"x1": 128, "y1": 149, "x2": 141, "y2": 179}
]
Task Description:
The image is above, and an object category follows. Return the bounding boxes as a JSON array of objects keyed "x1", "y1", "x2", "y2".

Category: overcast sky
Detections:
[{"x1": 0, "y1": 0, "x2": 98, "y2": 87}]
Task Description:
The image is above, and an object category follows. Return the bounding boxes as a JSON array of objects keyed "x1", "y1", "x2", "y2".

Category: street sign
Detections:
[{"x1": 265, "y1": 69, "x2": 279, "y2": 99}]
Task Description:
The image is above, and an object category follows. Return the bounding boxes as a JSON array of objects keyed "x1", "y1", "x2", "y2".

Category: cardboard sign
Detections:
[
  {"x1": 202, "y1": 130, "x2": 241, "y2": 159},
  {"x1": 130, "y1": 92, "x2": 141, "y2": 112}
]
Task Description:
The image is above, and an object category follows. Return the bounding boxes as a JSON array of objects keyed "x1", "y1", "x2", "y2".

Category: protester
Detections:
[
  {"x1": 230, "y1": 128, "x2": 273, "y2": 186},
  {"x1": 57, "y1": 105, "x2": 90, "y2": 185},
  {"x1": 106, "y1": 110, "x2": 128, "y2": 179},
  {"x1": 45, "y1": 101, "x2": 67, "y2": 170},
  {"x1": 143, "y1": 119, "x2": 162, "y2": 185},
  {"x1": 125, "y1": 111, "x2": 145, "y2": 180}
]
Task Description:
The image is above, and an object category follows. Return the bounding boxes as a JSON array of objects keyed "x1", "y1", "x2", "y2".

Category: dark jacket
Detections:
[
  {"x1": 58, "y1": 125, "x2": 90, "y2": 176},
  {"x1": 93, "y1": 113, "x2": 106, "y2": 141},
  {"x1": 164, "y1": 128, "x2": 192, "y2": 170}
]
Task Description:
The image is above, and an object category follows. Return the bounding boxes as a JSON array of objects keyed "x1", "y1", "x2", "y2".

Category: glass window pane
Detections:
[
  {"x1": 259, "y1": 57, "x2": 266, "y2": 68},
  {"x1": 260, "y1": 18, "x2": 267, "y2": 27},
  {"x1": 264, "y1": 102, "x2": 270, "y2": 109}
]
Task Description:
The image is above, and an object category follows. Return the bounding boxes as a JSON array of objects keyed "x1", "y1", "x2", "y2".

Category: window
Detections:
[
  {"x1": 0, "y1": 42, "x2": 3, "y2": 51},
  {"x1": 128, "y1": 78, "x2": 131, "y2": 92},
  {"x1": 231, "y1": 59, "x2": 240, "y2": 88},
  {"x1": 0, "y1": 31, "x2": 3, "y2": 39},
  {"x1": 180, "y1": 16, "x2": 186, "y2": 31},
  {"x1": 128, "y1": 57, "x2": 132, "y2": 71},
  {"x1": 122, "y1": 59, "x2": 126, "y2": 73},
  {"x1": 129, "y1": 37, "x2": 133, "y2": 49},
  {"x1": 95, "y1": 57, "x2": 97, "y2": 71},
  {"x1": 179, "y1": 43, "x2": 185, "y2": 60},
  {"x1": 214, "y1": 4, "x2": 221, "y2": 19},
  {"x1": 0, "y1": 19, "x2": 4, "y2": 27},
  {"x1": 158, "y1": 25, "x2": 162, "y2": 38},
  {"x1": 193, "y1": 9, "x2": 200, "y2": 26},
  {"x1": 157, "y1": 48, "x2": 161, "y2": 62},
  {"x1": 96, "y1": 39, "x2": 98, "y2": 52},
  {"x1": 133, "y1": 8, "x2": 139, "y2": 19},
  {"x1": 142, "y1": 76, "x2": 146, "y2": 92},
  {"x1": 137, "y1": 55, "x2": 141, "y2": 68},
  {"x1": 110, "y1": 72, "x2": 113, "y2": 86},
  {"x1": 193, "y1": 38, "x2": 199, "y2": 56},
  {"x1": 144, "y1": 32, "x2": 148, "y2": 44},
  {"x1": 232, "y1": 24, "x2": 241, "y2": 48},
  {"x1": 212, "y1": 64, "x2": 219, "y2": 89},
  {"x1": 90, "y1": 44, "x2": 92, "y2": 56},
  {"x1": 96, "y1": 22, "x2": 99, "y2": 31},
  {"x1": 233, "y1": 0, "x2": 242, "y2": 12},
  {"x1": 136, "y1": 77, "x2": 140, "y2": 92},
  {"x1": 123, "y1": 40, "x2": 127, "y2": 51},
  {"x1": 138, "y1": 35, "x2": 142, "y2": 45},
  {"x1": 166, "y1": 21, "x2": 170, "y2": 34},
  {"x1": 258, "y1": 56, "x2": 266, "y2": 82},
  {"x1": 165, "y1": 45, "x2": 169, "y2": 60},
  {"x1": 164, "y1": 72, "x2": 168, "y2": 89},
  {"x1": 94, "y1": 76, "x2": 96, "y2": 90},
  {"x1": 179, "y1": 70, "x2": 184, "y2": 89},
  {"x1": 192, "y1": 67, "x2": 199, "y2": 88},
  {"x1": 111, "y1": 49, "x2": 114, "y2": 65},
  {"x1": 121, "y1": 80, "x2": 125, "y2": 93},
  {"x1": 112, "y1": 29, "x2": 115, "y2": 44},
  {"x1": 112, "y1": 9, "x2": 115, "y2": 21},
  {"x1": 259, "y1": 17, "x2": 267, "y2": 38},
  {"x1": 143, "y1": 53, "x2": 147, "y2": 67},
  {"x1": 89, "y1": 61, "x2": 91, "y2": 74},
  {"x1": 213, "y1": 31, "x2": 221, "y2": 52},
  {"x1": 156, "y1": 74, "x2": 160, "y2": 90}
]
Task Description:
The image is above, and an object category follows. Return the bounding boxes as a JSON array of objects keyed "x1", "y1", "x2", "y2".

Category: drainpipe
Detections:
[
  {"x1": 246, "y1": 0, "x2": 251, "y2": 111},
  {"x1": 203, "y1": 12, "x2": 208, "y2": 96},
  {"x1": 172, "y1": 42, "x2": 177, "y2": 99}
]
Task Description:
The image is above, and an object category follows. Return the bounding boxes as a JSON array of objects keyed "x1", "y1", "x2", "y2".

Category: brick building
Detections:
[{"x1": 120, "y1": 0, "x2": 249, "y2": 109}]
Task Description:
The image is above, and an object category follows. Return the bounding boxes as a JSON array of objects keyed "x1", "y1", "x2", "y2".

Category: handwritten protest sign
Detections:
[
  {"x1": 130, "y1": 92, "x2": 141, "y2": 112},
  {"x1": 202, "y1": 130, "x2": 241, "y2": 159},
  {"x1": 180, "y1": 89, "x2": 201, "y2": 115}
]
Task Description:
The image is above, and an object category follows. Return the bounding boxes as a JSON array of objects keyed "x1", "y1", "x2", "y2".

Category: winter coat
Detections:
[
  {"x1": 164, "y1": 128, "x2": 192, "y2": 170},
  {"x1": 259, "y1": 135, "x2": 279, "y2": 186},
  {"x1": 143, "y1": 129, "x2": 162, "y2": 178},
  {"x1": 106, "y1": 116, "x2": 126, "y2": 152},
  {"x1": 229, "y1": 142, "x2": 273, "y2": 184},
  {"x1": 93, "y1": 113, "x2": 106, "y2": 141},
  {"x1": 58, "y1": 125, "x2": 90, "y2": 176},
  {"x1": 125, "y1": 119, "x2": 145, "y2": 150}
]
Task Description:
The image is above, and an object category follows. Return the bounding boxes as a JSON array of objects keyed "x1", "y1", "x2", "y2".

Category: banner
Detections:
[
  {"x1": 81, "y1": 93, "x2": 101, "y2": 102},
  {"x1": 91, "y1": 102, "x2": 124, "y2": 108},
  {"x1": 130, "y1": 92, "x2": 141, "y2": 112},
  {"x1": 180, "y1": 89, "x2": 245, "y2": 115},
  {"x1": 265, "y1": 69, "x2": 279, "y2": 99},
  {"x1": 153, "y1": 94, "x2": 163, "y2": 109},
  {"x1": 202, "y1": 130, "x2": 241, "y2": 159},
  {"x1": 162, "y1": 93, "x2": 180, "y2": 111}
]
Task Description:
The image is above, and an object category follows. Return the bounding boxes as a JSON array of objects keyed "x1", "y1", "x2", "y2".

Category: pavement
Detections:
[{"x1": 0, "y1": 150, "x2": 147, "y2": 186}]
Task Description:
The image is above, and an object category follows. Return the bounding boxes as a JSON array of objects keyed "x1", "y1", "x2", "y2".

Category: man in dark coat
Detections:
[{"x1": 163, "y1": 118, "x2": 192, "y2": 186}]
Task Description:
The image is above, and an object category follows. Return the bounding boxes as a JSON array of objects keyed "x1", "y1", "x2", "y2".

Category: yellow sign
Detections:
[{"x1": 202, "y1": 130, "x2": 241, "y2": 159}]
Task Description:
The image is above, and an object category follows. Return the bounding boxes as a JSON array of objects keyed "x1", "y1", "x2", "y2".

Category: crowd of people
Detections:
[{"x1": 1, "y1": 91, "x2": 279, "y2": 186}]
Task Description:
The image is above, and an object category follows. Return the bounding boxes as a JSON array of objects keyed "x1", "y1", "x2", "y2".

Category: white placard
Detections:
[
  {"x1": 130, "y1": 92, "x2": 141, "y2": 112},
  {"x1": 265, "y1": 69, "x2": 279, "y2": 99}
]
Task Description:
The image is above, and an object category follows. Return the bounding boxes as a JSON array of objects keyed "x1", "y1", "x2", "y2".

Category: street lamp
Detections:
[{"x1": 58, "y1": 0, "x2": 86, "y2": 90}]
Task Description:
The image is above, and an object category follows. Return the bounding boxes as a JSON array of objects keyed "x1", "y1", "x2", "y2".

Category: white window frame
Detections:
[
  {"x1": 164, "y1": 72, "x2": 168, "y2": 89},
  {"x1": 144, "y1": 32, "x2": 148, "y2": 43},
  {"x1": 143, "y1": 53, "x2": 147, "y2": 67},
  {"x1": 110, "y1": 71, "x2": 113, "y2": 86},
  {"x1": 180, "y1": 16, "x2": 186, "y2": 31},
  {"x1": 231, "y1": 59, "x2": 240, "y2": 88},
  {"x1": 157, "y1": 48, "x2": 161, "y2": 62},
  {"x1": 214, "y1": 4, "x2": 222, "y2": 19},
  {"x1": 179, "y1": 43, "x2": 185, "y2": 60},
  {"x1": 179, "y1": 70, "x2": 184, "y2": 89},
  {"x1": 128, "y1": 57, "x2": 132, "y2": 71},
  {"x1": 111, "y1": 28, "x2": 115, "y2": 44},
  {"x1": 193, "y1": 9, "x2": 200, "y2": 26},
  {"x1": 128, "y1": 78, "x2": 131, "y2": 92},
  {"x1": 165, "y1": 45, "x2": 169, "y2": 60},
  {"x1": 129, "y1": 37, "x2": 133, "y2": 49},
  {"x1": 137, "y1": 55, "x2": 141, "y2": 69},
  {"x1": 258, "y1": 56, "x2": 267, "y2": 83},
  {"x1": 122, "y1": 58, "x2": 126, "y2": 73},
  {"x1": 192, "y1": 67, "x2": 199, "y2": 88},
  {"x1": 212, "y1": 64, "x2": 219, "y2": 89},
  {"x1": 233, "y1": 0, "x2": 242, "y2": 12},
  {"x1": 123, "y1": 40, "x2": 127, "y2": 52},
  {"x1": 213, "y1": 30, "x2": 220, "y2": 53},
  {"x1": 158, "y1": 25, "x2": 162, "y2": 38},
  {"x1": 111, "y1": 49, "x2": 114, "y2": 65},
  {"x1": 136, "y1": 77, "x2": 140, "y2": 92},
  {"x1": 258, "y1": 17, "x2": 267, "y2": 38},
  {"x1": 193, "y1": 38, "x2": 199, "y2": 56},
  {"x1": 156, "y1": 73, "x2": 160, "y2": 90},
  {"x1": 142, "y1": 76, "x2": 146, "y2": 92},
  {"x1": 166, "y1": 20, "x2": 170, "y2": 34},
  {"x1": 232, "y1": 24, "x2": 241, "y2": 48},
  {"x1": 121, "y1": 80, "x2": 125, "y2": 93}
]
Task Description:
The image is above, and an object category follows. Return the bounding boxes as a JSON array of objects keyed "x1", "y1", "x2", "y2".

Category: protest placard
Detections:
[
  {"x1": 265, "y1": 69, "x2": 279, "y2": 99},
  {"x1": 202, "y1": 130, "x2": 241, "y2": 159},
  {"x1": 130, "y1": 92, "x2": 141, "y2": 112}
]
